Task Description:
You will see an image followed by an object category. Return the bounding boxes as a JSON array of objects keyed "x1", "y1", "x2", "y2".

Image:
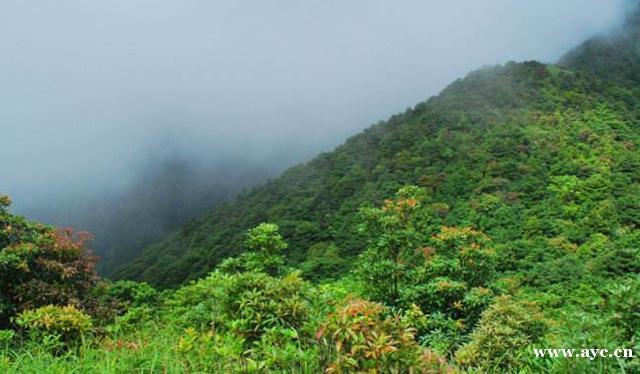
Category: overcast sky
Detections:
[{"x1": 0, "y1": 0, "x2": 629, "y2": 217}]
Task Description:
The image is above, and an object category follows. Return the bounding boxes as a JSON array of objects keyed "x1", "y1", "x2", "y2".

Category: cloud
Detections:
[{"x1": 0, "y1": 0, "x2": 628, "y2": 218}]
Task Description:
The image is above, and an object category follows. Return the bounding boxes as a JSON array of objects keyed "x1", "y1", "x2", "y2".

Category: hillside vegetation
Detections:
[
  {"x1": 120, "y1": 52, "x2": 640, "y2": 289},
  {"x1": 2, "y1": 8, "x2": 640, "y2": 373}
]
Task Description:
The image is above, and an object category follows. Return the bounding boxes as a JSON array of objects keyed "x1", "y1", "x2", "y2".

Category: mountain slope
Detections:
[
  {"x1": 116, "y1": 17, "x2": 640, "y2": 288},
  {"x1": 561, "y1": 6, "x2": 640, "y2": 84}
]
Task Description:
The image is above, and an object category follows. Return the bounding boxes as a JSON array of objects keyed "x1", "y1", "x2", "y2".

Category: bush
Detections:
[
  {"x1": 318, "y1": 299, "x2": 453, "y2": 373},
  {"x1": 605, "y1": 276, "x2": 640, "y2": 343},
  {"x1": 218, "y1": 223, "x2": 289, "y2": 276},
  {"x1": 15, "y1": 305, "x2": 93, "y2": 345},
  {"x1": 107, "y1": 306, "x2": 155, "y2": 334},
  {"x1": 90, "y1": 280, "x2": 158, "y2": 323},
  {"x1": 0, "y1": 329, "x2": 14, "y2": 350},
  {"x1": 455, "y1": 295, "x2": 547, "y2": 371},
  {"x1": 0, "y1": 196, "x2": 98, "y2": 328},
  {"x1": 169, "y1": 271, "x2": 311, "y2": 344},
  {"x1": 101, "y1": 280, "x2": 158, "y2": 306}
]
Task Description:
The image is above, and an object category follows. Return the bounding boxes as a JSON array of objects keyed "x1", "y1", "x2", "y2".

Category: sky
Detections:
[{"x1": 0, "y1": 0, "x2": 630, "y2": 220}]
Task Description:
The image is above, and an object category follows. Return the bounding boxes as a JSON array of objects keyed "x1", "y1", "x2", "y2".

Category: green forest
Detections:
[{"x1": 3, "y1": 7, "x2": 640, "y2": 374}]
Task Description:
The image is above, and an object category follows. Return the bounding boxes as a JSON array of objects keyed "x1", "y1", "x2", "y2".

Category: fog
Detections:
[{"x1": 0, "y1": 1, "x2": 629, "y2": 271}]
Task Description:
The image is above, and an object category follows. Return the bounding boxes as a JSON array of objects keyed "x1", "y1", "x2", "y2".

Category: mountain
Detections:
[
  {"x1": 560, "y1": 4, "x2": 640, "y2": 84},
  {"x1": 115, "y1": 10, "x2": 640, "y2": 288},
  {"x1": 88, "y1": 157, "x2": 270, "y2": 274},
  {"x1": 22, "y1": 155, "x2": 270, "y2": 276}
]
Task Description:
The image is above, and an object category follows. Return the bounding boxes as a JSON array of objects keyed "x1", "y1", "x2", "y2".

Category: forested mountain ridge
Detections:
[
  {"x1": 115, "y1": 19, "x2": 640, "y2": 288},
  {"x1": 561, "y1": 6, "x2": 640, "y2": 84}
]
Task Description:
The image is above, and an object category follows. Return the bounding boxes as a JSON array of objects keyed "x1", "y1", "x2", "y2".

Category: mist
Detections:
[{"x1": 0, "y1": 1, "x2": 629, "y2": 272}]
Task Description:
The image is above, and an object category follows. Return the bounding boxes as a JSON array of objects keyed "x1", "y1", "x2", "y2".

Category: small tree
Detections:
[
  {"x1": 355, "y1": 187, "x2": 497, "y2": 352},
  {"x1": 219, "y1": 223, "x2": 288, "y2": 276},
  {"x1": 245, "y1": 223, "x2": 288, "y2": 255},
  {"x1": 0, "y1": 195, "x2": 98, "y2": 328},
  {"x1": 355, "y1": 186, "x2": 425, "y2": 306}
]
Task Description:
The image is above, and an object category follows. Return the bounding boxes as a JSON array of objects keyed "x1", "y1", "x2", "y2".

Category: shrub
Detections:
[
  {"x1": 400, "y1": 226, "x2": 496, "y2": 337},
  {"x1": 173, "y1": 328, "x2": 245, "y2": 371},
  {"x1": 101, "y1": 280, "x2": 158, "y2": 306},
  {"x1": 107, "y1": 306, "x2": 155, "y2": 334},
  {"x1": 318, "y1": 299, "x2": 453, "y2": 373},
  {"x1": 245, "y1": 223, "x2": 288, "y2": 255},
  {"x1": 455, "y1": 295, "x2": 547, "y2": 371},
  {"x1": 219, "y1": 223, "x2": 289, "y2": 276},
  {"x1": 90, "y1": 280, "x2": 158, "y2": 323},
  {"x1": 167, "y1": 269, "x2": 318, "y2": 370},
  {"x1": 0, "y1": 329, "x2": 14, "y2": 349},
  {"x1": 0, "y1": 196, "x2": 98, "y2": 327},
  {"x1": 15, "y1": 305, "x2": 93, "y2": 345},
  {"x1": 605, "y1": 276, "x2": 640, "y2": 343},
  {"x1": 170, "y1": 271, "x2": 311, "y2": 344}
]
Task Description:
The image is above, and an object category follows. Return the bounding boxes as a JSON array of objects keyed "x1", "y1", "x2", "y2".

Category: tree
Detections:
[
  {"x1": 0, "y1": 195, "x2": 98, "y2": 328},
  {"x1": 355, "y1": 186, "x2": 426, "y2": 306},
  {"x1": 355, "y1": 187, "x2": 497, "y2": 352},
  {"x1": 219, "y1": 223, "x2": 288, "y2": 276},
  {"x1": 245, "y1": 223, "x2": 288, "y2": 255}
]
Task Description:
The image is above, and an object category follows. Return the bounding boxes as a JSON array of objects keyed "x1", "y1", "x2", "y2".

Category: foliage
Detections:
[
  {"x1": 169, "y1": 270, "x2": 311, "y2": 345},
  {"x1": 355, "y1": 187, "x2": 496, "y2": 353},
  {"x1": 355, "y1": 185, "x2": 426, "y2": 306},
  {"x1": 99, "y1": 280, "x2": 158, "y2": 307},
  {"x1": 85, "y1": 280, "x2": 158, "y2": 327},
  {"x1": 5, "y1": 8, "x2": 640, "y2": 371},
  {"x1": 0, "y1": 330, "x2": 14, "y2": 348},
  {"x1": 15, "y1": 305, "x2": 93, "y2": 346},
  {"x1": 455, "y1": 295, "x2": 547, "y2": 371},
  {"x1": 318, "y1": 299, "x2": 453, "y2": 373},
  {"x1": 218, "y1": 223, "x2": 289, "y2": 276},
  {"x1": 0, "y1": 196, "x2": 98, "y2": 328},
  {"x1": 116, "y1": 28, "x2": 640, "y2": 296},
  {"x1": 300, "y1": 242, "x2": 349, "y2": 282},
  {"x1": 245, "y1": 222, "x2": 288, "y2": 255},
  {"x1": 605, "y1": 276, "x2": 640, "y2": 344}
]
